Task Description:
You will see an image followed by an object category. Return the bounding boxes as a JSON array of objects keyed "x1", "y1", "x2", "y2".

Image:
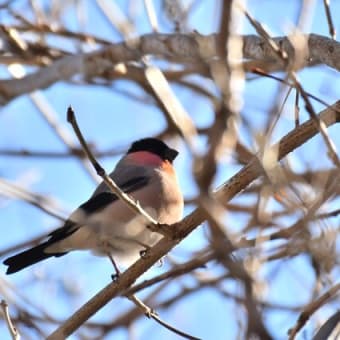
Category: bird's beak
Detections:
[{"x1": 166, "y1": 148, "x2": 178, "y2": 162}]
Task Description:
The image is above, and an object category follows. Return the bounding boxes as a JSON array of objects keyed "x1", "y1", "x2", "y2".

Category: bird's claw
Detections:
[
  {"x1": 111, "y1": 273, "x2": 120, "y2": 282},
  {"x1": 139, "y1": 249, "x2": 149, "y2": 259}
]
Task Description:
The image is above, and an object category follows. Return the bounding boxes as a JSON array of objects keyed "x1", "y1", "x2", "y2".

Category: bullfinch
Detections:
[{"x1": 3, "y1": 138, "x2": 183, "y2": 275}]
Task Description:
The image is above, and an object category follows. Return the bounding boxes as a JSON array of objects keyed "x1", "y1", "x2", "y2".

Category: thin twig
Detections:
[
  {"x1": 128, "y1": 294, "x2": 201, "y2": 340},
  {"x1": 0, "y1": 147, "x2": 124, "y2": 158},
  {"x1": 150, "y1": 313, "x2": 201, "y2": 340},
  {"x1": 0, "y1": 177, "x2": 67, "y2": 222},
  {"x1": 4, "y1": 31, "x2": 98, "y2": 182},
  {"x1": 242, "y1": 8, "x2": 340, "y2": 168},
  {"x1": 251, "y1": 69, "x2": 334, "y2": 109},
  {"x1": 124, "y1": 252, "x2": 214, "y2": 296},
  {"x1": 323, "y1": 0, "x2": 336, "y2": 39},
  {"x1": 312, "y1": 310, "x2": 340, "y2": 340},
  {"x1": 1, "y1": 300, "x2": 20, "y2": 340},
  {"x1": 144, "y1": 0, "x2": 159, "y2": 32},
  {"x1": 95, "y1": 0, "x2": 135, "y2": 39},
  {"x1": 144, "y1": 64, "x2": 198, "y2": 151},
  {"x1": 126, "y1": 295, "x2": 153, "y2": 317},
  {"x1": 9, "y1": 10, "x2": 113, "y2": 45},
  {"x1": 288, "y1": 282, "x2": 340, "y2": 339}
]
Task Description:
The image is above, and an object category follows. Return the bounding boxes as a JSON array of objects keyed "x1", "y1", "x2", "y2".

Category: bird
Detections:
[{"x1": 3, "y1": 138, "x2": 183, "y2": 275}]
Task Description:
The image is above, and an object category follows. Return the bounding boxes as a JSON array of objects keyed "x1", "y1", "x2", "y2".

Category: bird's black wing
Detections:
[
  {"x1": 78, "y1": 175, "x2": 150, "y2": 214},
  {"x1": 48, "y1": 175, "x2": 150, "y2": 241},
  {"x1": 4, "y1": 176, "x2": 150, "y2": 274}
]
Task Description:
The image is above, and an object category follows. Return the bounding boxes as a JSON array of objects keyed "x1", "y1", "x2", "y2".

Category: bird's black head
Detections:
[{"x1": 127, "y1": 138, "x2": 178, "y2": 162}]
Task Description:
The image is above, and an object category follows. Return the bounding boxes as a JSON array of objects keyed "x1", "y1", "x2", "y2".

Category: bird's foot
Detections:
[
  {"x1": 111, "y1": 272, "x2": 120, "y2": 282},
  {"x1": 139, "y1": 248, "x2": 150, "y2": 259}
]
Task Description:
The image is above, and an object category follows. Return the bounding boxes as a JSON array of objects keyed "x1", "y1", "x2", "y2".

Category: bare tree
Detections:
[{"x1": 0, "y1": 1, "x2": 339, "y2": 339}]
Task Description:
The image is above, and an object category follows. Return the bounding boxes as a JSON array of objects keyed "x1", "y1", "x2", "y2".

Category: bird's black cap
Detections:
[{"x1": 127, "y1": 138, "x2": 178, "y2": 162}]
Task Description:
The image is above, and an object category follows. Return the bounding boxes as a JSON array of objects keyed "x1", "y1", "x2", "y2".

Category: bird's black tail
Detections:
[{"x1": 3, "y1": 243, "x2": 67, "y2": 274}]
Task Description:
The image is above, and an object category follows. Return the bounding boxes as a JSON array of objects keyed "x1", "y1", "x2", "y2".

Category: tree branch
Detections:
[
  {"x1": 288, "y1": 282, "x2": 340, "y2": 339},
  {"x1": 0, "y1": 33, "x2": 339, "y2": 104}
]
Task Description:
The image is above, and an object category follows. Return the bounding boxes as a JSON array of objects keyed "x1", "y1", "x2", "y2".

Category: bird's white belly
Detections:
[{"x1": 48, "y1": 205, "x2": 162, "y2": 265}]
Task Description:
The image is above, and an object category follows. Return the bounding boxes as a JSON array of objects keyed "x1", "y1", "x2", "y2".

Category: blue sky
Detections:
[{"x1": 0, "y1": 1, "x2": 339, "y2": 339}]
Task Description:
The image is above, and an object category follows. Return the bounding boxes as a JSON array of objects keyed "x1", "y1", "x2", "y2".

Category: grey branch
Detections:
[{"x1": 0, "y1": 33, "x2": 339, "y2": 104}]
